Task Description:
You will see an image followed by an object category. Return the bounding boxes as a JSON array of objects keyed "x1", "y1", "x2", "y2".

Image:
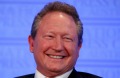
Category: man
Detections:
[{"x1": 16, "y1": 1, "x2": 101, "y2": 78}]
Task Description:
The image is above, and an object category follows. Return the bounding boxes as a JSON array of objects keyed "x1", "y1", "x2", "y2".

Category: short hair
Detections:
[{"x1": 31, "y1": 1, "x2": 83, "y2": 45}]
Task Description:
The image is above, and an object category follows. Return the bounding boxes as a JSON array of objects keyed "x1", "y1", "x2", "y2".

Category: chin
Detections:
[{"x1": 47, "y1": 66, "x2": 65, "y2": 73}]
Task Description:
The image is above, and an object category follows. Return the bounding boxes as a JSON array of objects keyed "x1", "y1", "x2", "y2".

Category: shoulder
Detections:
[
  {"x1": 69, "y1": 69, "x2": 102, "y2": 78},
  {"x1": 77, "y1": 72, "x2": 102, "y2": 78},
  {"x1": 15, "y1": 74, "x2": 35, "y2": 78}
]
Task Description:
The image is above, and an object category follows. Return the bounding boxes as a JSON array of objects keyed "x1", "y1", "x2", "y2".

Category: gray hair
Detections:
[{"x1": 31, "y1": 1, "x2": 83, "y2": 45}]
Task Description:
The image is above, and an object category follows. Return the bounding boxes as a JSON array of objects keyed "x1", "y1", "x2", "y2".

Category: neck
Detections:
[
  {"x1": 35, "y1": 68, "x2": 73, "y2": 78},
  {"x1": 37, "y1": 67, "x2": 72, "y2": 77}
]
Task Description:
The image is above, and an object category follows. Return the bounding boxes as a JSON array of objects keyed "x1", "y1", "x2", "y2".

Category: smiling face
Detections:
[{"x1": 28, "y1": 11, "x2": 82, "y2": 77}]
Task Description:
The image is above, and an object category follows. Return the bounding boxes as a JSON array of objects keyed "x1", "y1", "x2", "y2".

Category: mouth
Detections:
[{"x1": 46, "y1": 54, "x2": 65, "y2": 59}]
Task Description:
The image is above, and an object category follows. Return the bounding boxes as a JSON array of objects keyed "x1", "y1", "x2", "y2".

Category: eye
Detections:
[
  {"x1": 43, "y1": 34, "x2": 54, "y2": 40},
  {"x1": 63, "y1": 37, "x2": 73, "y2": 42}
]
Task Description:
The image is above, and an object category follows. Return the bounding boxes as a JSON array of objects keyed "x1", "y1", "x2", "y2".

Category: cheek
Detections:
[
  {"x1": 65, "y1": 43, "x2": 80, "y2": 62},
  {"x1": 65, "y1": 43, "x2": 79, "y2": 67},
  {"x1": 35, "y1": 39, "x2": 51, "y2": 52},
  {"x1": 65, "y1": 43, "x2": 79, "y2": 54},
  {"x1": 33, "y1": 39, "x2": 51, "y2": 61}
]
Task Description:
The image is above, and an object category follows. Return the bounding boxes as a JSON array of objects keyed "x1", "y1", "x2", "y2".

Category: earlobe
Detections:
[
  {"x1": 78, "y1": 43, "x2": 82, "y2": 50},
  {"x1": 28, "y1": 35, "x2": 34, "y2": 53}
]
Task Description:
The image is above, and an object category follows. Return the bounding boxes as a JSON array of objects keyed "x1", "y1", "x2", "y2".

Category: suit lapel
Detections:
[{"x1": 68, "y1": 69, "x2": 83, "y2": 78}]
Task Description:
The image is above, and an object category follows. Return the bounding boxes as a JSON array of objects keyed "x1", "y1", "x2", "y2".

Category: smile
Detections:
[{"x1": 47, "y1": 54, "x2": 65, "y2": 59}]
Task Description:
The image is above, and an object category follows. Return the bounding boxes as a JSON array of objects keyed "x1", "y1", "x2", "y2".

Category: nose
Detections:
[{"x1": 52, "y1": 37, "x2": 64, "y2": 52}]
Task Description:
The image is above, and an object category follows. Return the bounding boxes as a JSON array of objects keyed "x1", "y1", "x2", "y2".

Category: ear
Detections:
[
  {"x1": 76, "y1": 43, "x2": 82, "y2": 58},
  {"x1": 78, "y1": 43, "x2": 82, "y2": 51},
  {"x1": 28, "y1": 35, "x2": 34, "y2": 53}
]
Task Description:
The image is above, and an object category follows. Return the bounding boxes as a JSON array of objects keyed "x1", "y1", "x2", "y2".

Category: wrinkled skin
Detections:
[{"x1": 28, "y1": 11, "x2": 82, "y2": 77}]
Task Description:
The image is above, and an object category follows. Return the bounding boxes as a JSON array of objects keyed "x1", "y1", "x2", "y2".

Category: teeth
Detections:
[{"x1": 48, "y1": 55, "x2": 63, "y2": 59}]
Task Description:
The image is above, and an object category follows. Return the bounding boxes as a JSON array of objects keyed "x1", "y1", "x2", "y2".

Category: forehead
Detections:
[
  {"x1": 36, "y1": 11, "x2": 77, "y2": 35},
  {"x1": 41, "y1": 11, "x2": 75, "y2": 22},
  {"x1": 39, "y1": 11, "x2": 76, "y2": 27}
]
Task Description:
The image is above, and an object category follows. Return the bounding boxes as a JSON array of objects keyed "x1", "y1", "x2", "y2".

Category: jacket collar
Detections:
[{"x1": 68, "y1": 68, "x2": 83, "y2": 78}]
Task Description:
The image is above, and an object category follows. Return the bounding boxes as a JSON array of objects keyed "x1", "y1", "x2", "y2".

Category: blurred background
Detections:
[{"x1": 0, "y1": 0, "x2": 120, "y2": 78}]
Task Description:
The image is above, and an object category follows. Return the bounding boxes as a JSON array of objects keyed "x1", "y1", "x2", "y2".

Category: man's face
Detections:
[{"x1": 28, "y1": 11, "x2": 82, "y2": 76}]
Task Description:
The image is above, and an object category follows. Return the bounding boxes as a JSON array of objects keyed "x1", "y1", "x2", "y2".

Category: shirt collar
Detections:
[{"x1": 35, "y1": 69, "x2": 73, "y2": 78}]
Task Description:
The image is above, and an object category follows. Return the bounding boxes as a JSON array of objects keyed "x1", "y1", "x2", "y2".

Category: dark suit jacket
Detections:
[{"x1": 16, "y1": 69, "x2": 102, "y2": 78}]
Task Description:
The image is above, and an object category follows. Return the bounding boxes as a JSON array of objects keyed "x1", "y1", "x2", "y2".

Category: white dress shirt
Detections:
[{"x1": 35, "y1": 69, "x2": 73, "y2": 78}]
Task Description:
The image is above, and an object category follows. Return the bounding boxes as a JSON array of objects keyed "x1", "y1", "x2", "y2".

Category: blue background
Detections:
[{"x1": 0, "y1": 0, "x2": 120, "y2": 78}]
